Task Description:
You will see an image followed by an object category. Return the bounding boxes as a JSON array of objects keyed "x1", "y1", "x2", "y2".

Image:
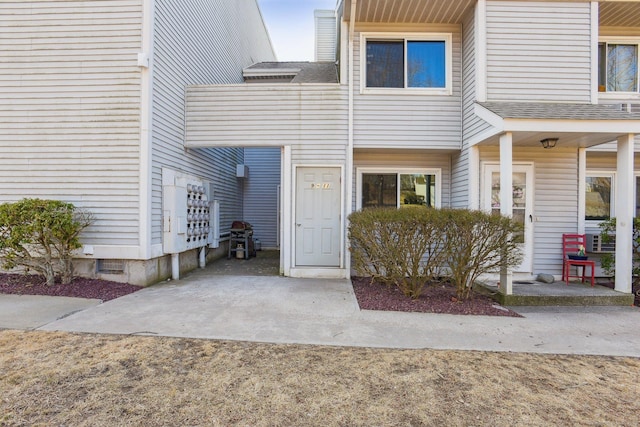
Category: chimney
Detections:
[{"x1": 314, "y1": 10, "x2": 337, "y2": 62}]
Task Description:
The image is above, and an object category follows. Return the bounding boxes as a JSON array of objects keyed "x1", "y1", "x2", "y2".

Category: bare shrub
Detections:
[{"x1": 0, "y1": 198, "x2": 94, "y2": 285}]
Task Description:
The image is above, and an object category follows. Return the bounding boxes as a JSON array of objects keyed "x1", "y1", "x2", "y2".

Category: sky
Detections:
[{"x1": 257, "y1": 0, "x2": 337, "y2": 61}]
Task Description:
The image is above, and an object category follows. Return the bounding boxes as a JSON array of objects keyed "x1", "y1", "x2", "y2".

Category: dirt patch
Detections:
[
  {"x1": 1, "y1": 330, "x2": 639, "y2": 426},
  {"x1": 0, "y1": 273, "x2": 141, "y2": 301},
  {"x1": 352, "y1": 276, "x2": 521, "y2": 317}
]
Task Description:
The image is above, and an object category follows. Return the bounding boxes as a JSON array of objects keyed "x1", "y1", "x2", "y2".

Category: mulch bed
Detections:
[
  {"x1": 0, "y1": 273, "x2": 141, "y2": 302},
  {"x1": 351, "y1": 276, "x2": 522, "y2": 317}
]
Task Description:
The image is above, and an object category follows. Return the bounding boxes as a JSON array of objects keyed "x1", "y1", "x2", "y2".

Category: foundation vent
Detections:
[{"x1": 97, "y1": 259, "x2": 126, "y2": 274}]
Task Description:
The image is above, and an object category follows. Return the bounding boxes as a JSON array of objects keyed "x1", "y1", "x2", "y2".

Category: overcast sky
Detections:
[{"x1": 257, "y1": 0, "x2": 336, "y2": 61}]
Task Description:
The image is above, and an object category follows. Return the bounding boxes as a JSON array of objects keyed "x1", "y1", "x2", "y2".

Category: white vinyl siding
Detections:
[
  {"x1": 315, "y1": 10, "x2": 337, "y2": 62},
  {"x1": 485, "y1": 1, "x2": 592, "y2": 103},
  {"x1": 243, "y1": 147, "x2": 281, "y2": 249},
  {"x1": 0, "y1": 0, "x2": 143, "y2": 246},
  {"x1": 455, "y1": 8, "x2": 491, "y2": 208},
  {"x1": 352, "y1": 25, "x2": 462, "y2": 150},
  {"x1": 151, "y1": 0, "x2": 275, "y2": 243},
  {"x1": 480, "y1": 148, "x2": 579, "y2": 276},
  {"x1": 186, "y1": 84, "x2": 348, "y2": 165}
]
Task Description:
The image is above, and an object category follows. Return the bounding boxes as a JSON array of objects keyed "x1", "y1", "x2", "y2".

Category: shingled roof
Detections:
[
  {"x1": 477, "y1": 102, "x2": 640, "y2": 121},
  {"x1": 243, "y1": 62, "x2": 339, "y2": 84}
]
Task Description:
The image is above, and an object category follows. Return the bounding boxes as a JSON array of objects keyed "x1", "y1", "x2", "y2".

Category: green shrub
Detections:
[
  {"x1": 599, "y1": 217, "x2": 640, "y2": 281},
  {"x1": 348, "y1": 207, "x2": 522, "y2": 300},
  {"x1": 0, "y1": 198, "x2": 94, "y2": 285},
  {"x1": 348, "y1": 207, "x2": 447, "y2": 299}
]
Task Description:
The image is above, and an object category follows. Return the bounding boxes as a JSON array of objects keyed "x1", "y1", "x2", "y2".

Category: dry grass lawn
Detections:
[{"x1": 1, "y1": 330, "x2": 639, "y2": 426}]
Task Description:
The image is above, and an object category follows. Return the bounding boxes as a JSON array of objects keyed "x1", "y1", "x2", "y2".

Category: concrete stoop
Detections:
[{"x1": 477, "y1": 281, "x2": 635, "y2": 307}]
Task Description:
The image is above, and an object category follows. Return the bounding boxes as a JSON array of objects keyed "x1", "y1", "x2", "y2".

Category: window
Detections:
[
  {"x1": 585, "y1": 174, "x2": 613, "y2": 221},
  {"x1": 598, "y1": 41, "x2": 639, "y2": 93},
  {"x1": 362, "y1": 33, "x2": 451, "y2": 94},
  {"x1": 359, "y1": 170, "x2": 440, "y2": 209}
]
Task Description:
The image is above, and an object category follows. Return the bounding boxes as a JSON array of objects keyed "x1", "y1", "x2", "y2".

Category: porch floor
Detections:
[{"x1": 478, "y1": 280, "x2": 635, "y2": 307}]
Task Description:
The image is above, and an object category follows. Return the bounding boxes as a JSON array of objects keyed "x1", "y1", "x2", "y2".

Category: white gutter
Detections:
[
  {"x1": 345, "y1": 0, "x2": 356, "y2": 274},
  {"x1": 138, "y1": 0, "x2": 155, "y2": 260}
]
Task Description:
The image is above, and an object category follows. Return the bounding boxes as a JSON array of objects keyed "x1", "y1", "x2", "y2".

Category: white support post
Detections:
[
  {"x1": 499, "y1": 133, "x2": 513, "y2": 295},
  {"x1": 615, "y1": 134, "x2": 634, "y2": 294},
  {"x1": 199, "y1": 247, "x2": 206, "y2": 269},
  {"x1": 282, "y1": 145, "x2": 292, "y2": 276},
  {"x1": 468, "y1": 145, "x2": 480, "y2": 210},
  {"x1": 171, "y1": 253, "x2": 180, "y2": 280},
  {"x1": 578, "y1": 148, "x2": 587, "y2": 235}
]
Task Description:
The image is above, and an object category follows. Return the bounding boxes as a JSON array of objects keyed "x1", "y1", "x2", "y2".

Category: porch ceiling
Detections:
[
  {"x1": 476, "y1": 130, "x2": 627, "y2": 149},
  {"x1": 600, "y1": 1, "x2": 640, "y2": 28},
  {"x1": 341, "y1": 0, "x2": 476, "y2": 24}
]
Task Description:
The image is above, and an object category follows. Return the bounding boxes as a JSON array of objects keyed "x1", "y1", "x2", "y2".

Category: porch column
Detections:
[
  {"x1": 615, "y1": 134, "x2": 635, "y2": 294},
  {"x1": 499, "y1": 132, "x2": 513, "y2": 295}
]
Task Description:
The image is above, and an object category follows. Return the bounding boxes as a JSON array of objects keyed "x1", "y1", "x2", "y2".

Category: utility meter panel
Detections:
[{"x1": 162, "y1": 168, "x2": 213, "y2": 254}]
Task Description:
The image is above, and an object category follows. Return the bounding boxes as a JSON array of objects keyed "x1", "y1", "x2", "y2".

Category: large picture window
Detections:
[
  {"x1": 359, "y1": 170, "x2": 440, "y2": 209},
  {"x1": 362, "y1": 33, "x2": 452, "y2": 94},
  {"x1": 598, "y1": 41, "x2": 639, "y2": 93}
]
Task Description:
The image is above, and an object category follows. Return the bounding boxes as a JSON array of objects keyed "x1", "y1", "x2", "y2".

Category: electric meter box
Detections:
[{"x1": 162, "y1": 168, "x2": 214, "y2": 254}]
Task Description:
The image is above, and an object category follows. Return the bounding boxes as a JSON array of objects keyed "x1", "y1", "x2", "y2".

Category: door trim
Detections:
[
  {"x1": 480, "y1": 162, "x2": 535, "y2": 274},
  {"x1": 292, "y1": 164, "x2": 345, "y2": 270}
]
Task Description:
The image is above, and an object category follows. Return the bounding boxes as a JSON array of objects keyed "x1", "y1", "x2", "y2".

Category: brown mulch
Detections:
[
  {"x1": 0, "y1": 273, "x2": 141, "y2": 301},
  {"x1": 351, "y1": 276, "x2": 522, "y2": 317}
]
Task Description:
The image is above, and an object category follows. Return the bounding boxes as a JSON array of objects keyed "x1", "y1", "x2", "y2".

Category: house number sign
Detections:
[{"x1": 311, "y1": 183, "x2": 331, "y2": 189}]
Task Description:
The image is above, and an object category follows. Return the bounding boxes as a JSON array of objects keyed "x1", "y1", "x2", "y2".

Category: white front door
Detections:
[
  {"x1": 482, "y1": 164, "x2": 534, "y2": 273},
  {"x1": 295, "y1": 167, "x2": 341, "y2": 267}
]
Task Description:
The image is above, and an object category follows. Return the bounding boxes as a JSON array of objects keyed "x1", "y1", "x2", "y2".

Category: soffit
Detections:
[
  {"x1": 342, "y1": 0, "x2": 476, "y2": 24},
  {"x1": 600, "y1": 2, "x2": 640, "y2": 27}
]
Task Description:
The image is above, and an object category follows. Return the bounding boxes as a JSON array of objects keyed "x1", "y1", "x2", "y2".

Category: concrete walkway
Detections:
[{"x1": 2, "y1": 267, "x2": 638, "y2": 357}]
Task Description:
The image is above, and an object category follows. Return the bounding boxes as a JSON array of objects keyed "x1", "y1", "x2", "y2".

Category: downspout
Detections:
[
  {"x1": 139, "y1": 0, "x2": 155, "y2": 260},
  {"x1": 345, "y1": 0, "x2": 356, "y2": 275}
]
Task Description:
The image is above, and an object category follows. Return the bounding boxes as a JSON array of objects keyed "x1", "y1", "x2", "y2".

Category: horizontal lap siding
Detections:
[
  {"x1": 152, "y1": 0, "x2": 275, "y2": 242},
  {"x1": 0, "y1": 0, "x2": 143, "y2": 246},
  {"x1": 481, "y1": 148, "x2": 579, "y2": 275},
  {"x1": 243, "y1": 148, "x2": 281, "y2": 248},
  {"x1": 486, "y1": 1, "x2": 592, "y2": 103},
  {"x1": 186, "y1": 84, "x2": 349, "y2": 166},
  {"x1": 456, "y1": 8, "x2": 487, "y2": 208},
  {"x1": 353, "y1": 25, "x2": 462, "y2": 150}
]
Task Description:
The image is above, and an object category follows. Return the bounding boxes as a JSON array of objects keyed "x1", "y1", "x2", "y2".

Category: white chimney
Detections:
[{"x1": 314, "y1": 10, "x2": 337, "y2": 62}]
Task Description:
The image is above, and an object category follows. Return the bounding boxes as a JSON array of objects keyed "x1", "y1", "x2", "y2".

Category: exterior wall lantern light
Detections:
[{"x1": 540, "y1": 138, "x2": 559, "y2": 149}]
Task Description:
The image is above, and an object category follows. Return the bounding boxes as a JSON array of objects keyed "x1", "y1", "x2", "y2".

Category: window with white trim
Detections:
[
  {"x1": 598, "y1": 40, "x2": 639, "y2": 93},
  {"x1": 585, "y1": 173, "x2": 614, "y2": 221},
  {"x1": 358, "y1": 170, "x2": 441, "y2": 209},
  {"x1": 361, "y1": 33, "x2": 452, "y2": 94},
  {"x1": 584, "y1": 172, "x2": 640, "y2": 222}
]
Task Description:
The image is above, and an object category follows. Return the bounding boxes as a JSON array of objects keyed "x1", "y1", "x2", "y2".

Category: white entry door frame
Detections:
[
  {"x1": 481, "y1": 163, "x2": 535, "y2": 274},
  {"x1": 290, "y1": 165, "x2": 345, "y2": 277}
]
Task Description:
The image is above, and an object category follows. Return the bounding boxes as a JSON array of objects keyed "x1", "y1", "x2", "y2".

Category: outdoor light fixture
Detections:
[{"x1": 540, "y1": 138, "x2": 559, "y2": 149}]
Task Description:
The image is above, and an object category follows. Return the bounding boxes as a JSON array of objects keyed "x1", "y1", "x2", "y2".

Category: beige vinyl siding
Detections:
[
  {"x1": 481, "y1": 148, "x2": 579, "y2": 276},
  {"x1": 352, "y1": 150, "x2": 452, "y2": 212},
  {"x1": 186, "y1": 84, "x2": 348, "y2": 165},
  {"x1": 485, "y1": 1, "x2": 592, "y2": 103},
  {"x1": 352, "y1": 24, "x2": 462, "y2": 150},
  {"x1": 0, "y1": 0, "x2": 143, "y2": 246},
  {"x1": 151, "y1": 0, "x2": 275, "y2": 242}
]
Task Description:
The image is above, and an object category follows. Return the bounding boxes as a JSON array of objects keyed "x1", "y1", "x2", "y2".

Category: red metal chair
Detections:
[{"x1": 562, "y1": 234, "x2": 595, "y2": 286}]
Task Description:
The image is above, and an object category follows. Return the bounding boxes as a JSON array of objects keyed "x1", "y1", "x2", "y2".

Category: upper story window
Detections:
[
  {"x1": 598, "y1": 40, "x2": 639, "y2": 94},
  {"x1": 361, "y1": 33, "x2": 452, "y2": 95}
]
